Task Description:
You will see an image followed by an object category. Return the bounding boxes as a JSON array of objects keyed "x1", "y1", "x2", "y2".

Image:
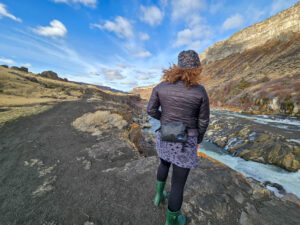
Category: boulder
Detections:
[
  {"x1": 19, "y1": 67, "x2": 29, "y2": 72},
  {"x1": 40, "y1": 71, "x2": 59, "y2": 80},
  {"x1": 213, "y1": 136, "x2": 228, "y2": 148},
  {"x1": 129, "y1": 123, "x2": 142, "y2": 150}
]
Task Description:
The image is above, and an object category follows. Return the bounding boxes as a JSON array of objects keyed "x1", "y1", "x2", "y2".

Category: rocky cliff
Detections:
[
  {"x1": 199, "y1": 2, "x2": 300, "y2": 63},
  {"x1": 131, "y1": 84, "x2": 156, "y2": 100}
]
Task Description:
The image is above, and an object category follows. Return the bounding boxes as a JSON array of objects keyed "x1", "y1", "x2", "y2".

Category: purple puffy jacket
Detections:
[{"x1": 147, "y1": 79, "x2": 210, "y2": 144}]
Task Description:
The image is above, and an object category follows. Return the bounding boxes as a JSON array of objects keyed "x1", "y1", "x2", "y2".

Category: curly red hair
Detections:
[{"x1": 161, "y1": 64, "x2": 202, "y2": 89}]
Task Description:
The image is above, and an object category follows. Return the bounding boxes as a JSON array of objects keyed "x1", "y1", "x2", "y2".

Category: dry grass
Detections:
[
  {"x1": 0, "y1": 67, "x2": 85, "y2": 105},
  {"x1": 0, "y1": 67, "x2": 89, "y2": 125},
  {"x1": 0, "y1": 104, "x2": 55, "y2": 127},
  {"x1": 72, "y1": 110, "x2": 128, "y2": 136}
]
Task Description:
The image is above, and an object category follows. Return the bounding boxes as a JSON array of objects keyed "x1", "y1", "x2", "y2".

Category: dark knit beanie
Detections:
[{"x1": 178, "y1": 50, "x2": 201, "y2": 69}]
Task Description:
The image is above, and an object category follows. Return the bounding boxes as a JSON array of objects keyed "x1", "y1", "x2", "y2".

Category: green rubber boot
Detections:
[
  {"x1": 154, "y1": 180, "x2": 167, "y2": 206},
  {"x1": 165, "y1": 208, "x2": 186, "y2": 225}
]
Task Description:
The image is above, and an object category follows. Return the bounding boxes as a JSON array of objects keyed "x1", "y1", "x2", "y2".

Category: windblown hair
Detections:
[{"x1": 162, "y1": 64, "x2": 202, "y2": 89}]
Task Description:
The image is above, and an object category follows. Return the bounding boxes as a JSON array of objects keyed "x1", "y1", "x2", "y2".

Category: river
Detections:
[{"x1": 144, "y1": 111, "x2": 300, "y2": 198}]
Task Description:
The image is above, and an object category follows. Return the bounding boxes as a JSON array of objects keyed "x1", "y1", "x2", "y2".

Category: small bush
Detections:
[
  {"x1": 260, "y1": 76, "x2": 270, "y2": 82},
  {"x1": 239, "y1": 78, "x2": 251, "y2": 89}
]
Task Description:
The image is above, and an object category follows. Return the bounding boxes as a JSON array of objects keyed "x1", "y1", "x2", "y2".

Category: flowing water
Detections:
[{"x1": 145, "y1": 113, "x2": 300, "y2": 198}]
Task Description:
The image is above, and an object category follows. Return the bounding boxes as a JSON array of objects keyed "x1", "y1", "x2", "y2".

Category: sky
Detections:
[{"x1": 0, "y1": 0, "x2": 298, "y2": 91}]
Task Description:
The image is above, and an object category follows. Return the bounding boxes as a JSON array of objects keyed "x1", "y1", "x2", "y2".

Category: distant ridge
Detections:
[{"x1": 71, "y1": 81, "x2": 129, "y2": 94}]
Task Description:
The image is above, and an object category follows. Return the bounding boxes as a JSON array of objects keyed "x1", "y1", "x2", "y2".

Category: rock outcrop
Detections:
[
  {"x1": 206, "y1": 113, "x2": 300, "y2": 172},
  {"x1": 11, "y1": 66, "x2": 29, "y2": 73},
  {"x1": 39, "y1": 70, "x2": 59, "y2": 80},
  {"x1": 131, "y1": 84, "x2": 156, "y2": 99},
  {"x1": 199, "y1": 2, "x2": 300, "y2": 63}
]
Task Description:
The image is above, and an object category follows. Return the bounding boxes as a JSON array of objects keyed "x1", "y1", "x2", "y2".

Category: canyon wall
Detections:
[{"x1": 199, "y1": 2, "x2": 300, "y2": 63}]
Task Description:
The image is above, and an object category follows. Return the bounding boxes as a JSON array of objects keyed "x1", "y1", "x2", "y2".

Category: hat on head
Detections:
[{"x1": 178, "y1": 50, "x2": 201, "y2": 69}]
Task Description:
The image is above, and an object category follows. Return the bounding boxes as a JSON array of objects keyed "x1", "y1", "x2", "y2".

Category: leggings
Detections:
[{"x1": 157, "y1": 158, "x2": 190, "y2": 212}]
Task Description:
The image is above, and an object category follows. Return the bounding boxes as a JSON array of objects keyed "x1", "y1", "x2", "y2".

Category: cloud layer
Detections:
[
  {"x1": 140, "y1": 5, "x2": 164, "y2": 26},
  {"x1": 0, "y1": 3, "x2": 22, "y2": 22},
  {"x1": 53, "y1": 0, "x2": 97, "y2": 8},
  {"x1": 92, "y1": 16, "x2": 133, "y2": 39},
  {"x1": 222, "y1": 14, "x2": 244, "y2": 30}
]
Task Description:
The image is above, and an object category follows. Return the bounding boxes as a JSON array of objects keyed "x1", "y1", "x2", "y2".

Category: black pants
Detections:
[{"x1": 156, "y1": 158, "x2": 190, "y2": 212}]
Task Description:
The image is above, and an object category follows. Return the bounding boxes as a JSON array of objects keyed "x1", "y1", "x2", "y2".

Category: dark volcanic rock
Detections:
[{"x1": 1, "y1": 65, "x2": 8, "y2": 68}]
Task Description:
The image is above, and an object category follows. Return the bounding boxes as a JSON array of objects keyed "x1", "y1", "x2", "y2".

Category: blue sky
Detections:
[{"x1": 0, "y1": 0, "x2": 298, "y2": 91}]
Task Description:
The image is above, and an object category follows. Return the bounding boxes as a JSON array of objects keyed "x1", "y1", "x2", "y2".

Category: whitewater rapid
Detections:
[{"x1": 145, "y1": 113, "x2": 300, "y2": 198}]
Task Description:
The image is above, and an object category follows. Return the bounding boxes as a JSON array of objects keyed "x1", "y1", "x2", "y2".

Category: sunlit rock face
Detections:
[{"x1": 199, "y1": 2, "x2": 300, "y2": 63}]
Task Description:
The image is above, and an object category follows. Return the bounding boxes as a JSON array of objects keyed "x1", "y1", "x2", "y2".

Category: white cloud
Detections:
[
  {"x1": 0, "y1": 3, "x2": 22, "y2": 22},
  {"x1": 171, "y1": 0, "x2": 212, "y2": 50},
  {"x1": 53, "y1": 0, "x2": 97, "y2": 8},
  {"x1": 33, "y1": 20, "x2": 67, "y2": 37},
  {"x1": 139, "y1": 32, "x2": 150, "y2": 41},
  {"x1": 137, "y1": 74, "x2": 152, "y2": 80},
  {"x1": 209, "y1": 1, "x2": 223, "y2": 14},
  {"x1": 245, "y1": 6, "x2": 266, "y2": 24},
  {"x1": 22, "y1": 63, "x2": 32, "y2": 67},
  {"x1": 270, "y1": 0, "x2": 296, "y2": 15},
  {"x1": 0, "y1": 57, "x2": 15, "y2": 65},
  {"x1": 171, "y1": 0, "x2": 206, "y2": 21},
  {"x1": 101, "y1": 68, "x2": 125, "y2": 80},
  {"x1": 160, "y1": 0, "x2": 168, "y2": 8},
  {"x1": 222, "y1": 13, "x2": 244, "y2": 30},
  {"x1": 121, "y1": 81, "x2": 138, "y2": 86},
  {"x1": 140, "y1": 5, "x2": 164, "y2": 26},
  {"x1": 173, "y1": 24, "x2": 213, "y2": 50},
  {"x1": 133, "y1": 51, "x2": 152, "y2": 58},
  {"x1": 92, "y1": 16, "x2": 133, "y2": 39}
]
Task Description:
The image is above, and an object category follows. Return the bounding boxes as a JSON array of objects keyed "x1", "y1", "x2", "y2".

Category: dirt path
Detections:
[{"x1": 0, "y1": 92, "x2": 166, "y2": 225}]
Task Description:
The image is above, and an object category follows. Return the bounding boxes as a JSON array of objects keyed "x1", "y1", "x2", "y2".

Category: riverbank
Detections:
[{"x1": 205, "y1": 110, "x2": 300, "y2": 172}]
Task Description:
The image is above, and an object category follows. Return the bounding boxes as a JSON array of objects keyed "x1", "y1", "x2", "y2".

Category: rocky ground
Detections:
[
  {"x1": 205, "y1": 112, "x2": 300, "y2": 172},
  {"x1": 1, "y1": 90, "x2": 300, "y2": 225}
]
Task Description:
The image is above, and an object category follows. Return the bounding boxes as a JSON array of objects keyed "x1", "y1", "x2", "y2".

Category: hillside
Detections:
[
  {"x1": 0, "y1": 66, "x2": 138, "y2": 126},
  {"x1": 131, "y1": 2, "x2": 300, "y2": 117}
]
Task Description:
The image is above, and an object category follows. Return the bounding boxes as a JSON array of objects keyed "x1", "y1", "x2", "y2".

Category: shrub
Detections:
[
  {"x1": 260, "y1": 76, "x2": 270, "y2": 82},
  {"x1": 239, "y1": 78, "x2": 251, "y2": 89},
  {"x1": 280, "y1": 97, "x2": 294, "y2": 114}
]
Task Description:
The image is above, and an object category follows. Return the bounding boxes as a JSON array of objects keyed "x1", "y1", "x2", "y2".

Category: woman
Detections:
[{"x1": 147, "y1": 50, "x2": 210, "y2": 225}]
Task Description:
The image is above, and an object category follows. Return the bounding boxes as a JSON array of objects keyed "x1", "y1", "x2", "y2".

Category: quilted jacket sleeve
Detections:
[
  {"x1": 147, "y1": 85, "x2": 162, "y2": 120},
  {"x1": 197, "y1": 86, "x2": 210, "y2": 144}
]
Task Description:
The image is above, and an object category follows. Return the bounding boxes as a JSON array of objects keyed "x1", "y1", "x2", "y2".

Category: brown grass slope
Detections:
[
  {"x1": 202, "y1": 32, "x2": 300, "y2": 116},
  {"x1": 0, "y1": 66, "x2": 139, "y2": 126}
]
